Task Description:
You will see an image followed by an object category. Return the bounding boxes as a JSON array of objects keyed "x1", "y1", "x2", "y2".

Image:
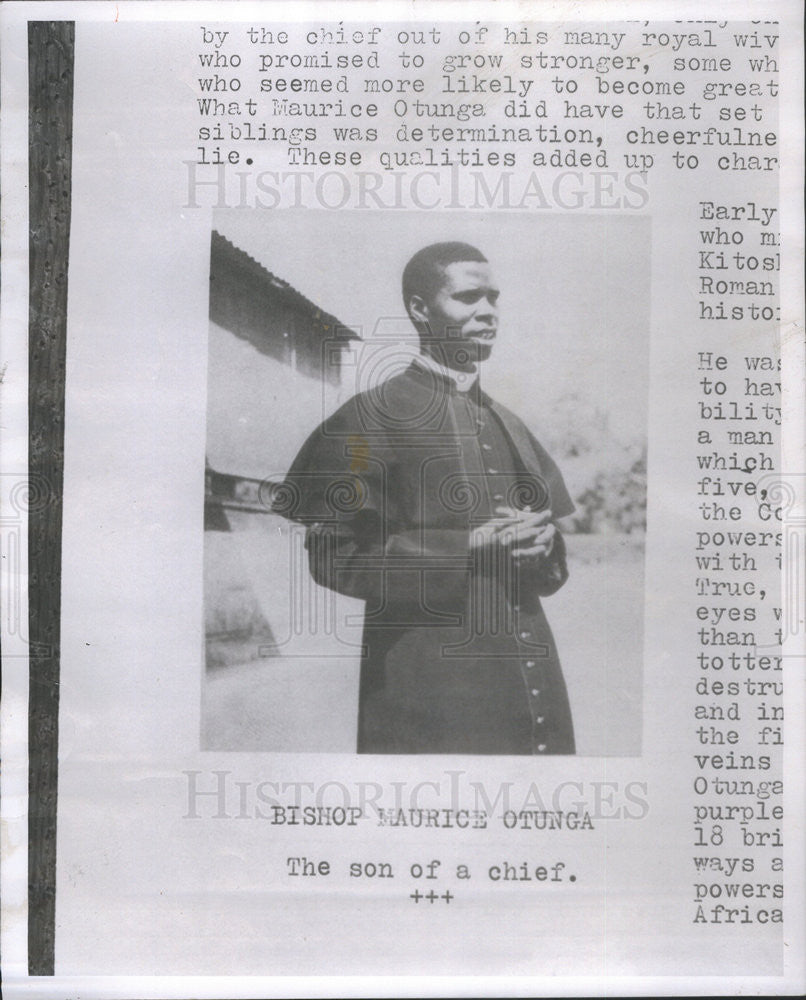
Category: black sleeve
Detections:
[
  {"x1": 527, "y1": 431, "x2": 575, "y2": 520},
  {"x1": 517, "y1": 526, "x2": 570, "y2": 599},
  {"x1": 277, "y1": 409, "x2": 472, "y2": 614}
]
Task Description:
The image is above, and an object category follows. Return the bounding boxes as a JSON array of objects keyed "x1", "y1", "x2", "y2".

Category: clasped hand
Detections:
[{"x1": 470, "y1": 506, "x2": 556, "y2": 561}]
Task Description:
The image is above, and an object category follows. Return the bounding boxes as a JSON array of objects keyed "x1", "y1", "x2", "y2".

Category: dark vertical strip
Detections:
[{"x1": 27, "y1": 19, "x2": 75, "y2": 977}]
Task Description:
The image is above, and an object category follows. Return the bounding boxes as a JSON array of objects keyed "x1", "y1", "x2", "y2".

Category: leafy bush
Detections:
[
  {"x1": 536, "y1": 392, "x2": 647, "y2": 535},
  {"x1": 566, "y1": 449, "x2": 647, "y2": 534}
]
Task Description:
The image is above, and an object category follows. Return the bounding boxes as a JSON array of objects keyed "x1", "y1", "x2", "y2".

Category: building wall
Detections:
[
  {"x1": 205, "y1": 320, "x2": 349, "y2": 481},
  {"x1": 204, "y1": 320, "x2": 353, "y2": 667}
]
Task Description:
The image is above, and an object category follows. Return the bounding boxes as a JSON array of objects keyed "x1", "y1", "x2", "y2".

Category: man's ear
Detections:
[{"x1": 408, "y1": 293, "x2": 430, "y2": 327}]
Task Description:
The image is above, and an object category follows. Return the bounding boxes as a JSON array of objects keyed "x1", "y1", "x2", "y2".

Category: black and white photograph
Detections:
[
  {"x1": 2, "y1": 1, "x2": 802, "y2": 993},
  {"x1": 202, "y1": 211, "x2": 649, "y2": 755}
]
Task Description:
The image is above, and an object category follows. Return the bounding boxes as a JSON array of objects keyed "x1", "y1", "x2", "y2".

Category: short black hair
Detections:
[{"x1": 401, "y1": 241, "x2": 487, "y2": 315}]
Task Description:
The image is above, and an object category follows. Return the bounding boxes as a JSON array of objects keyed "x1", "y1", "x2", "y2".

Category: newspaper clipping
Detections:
[{"x1": 1, "y1": 0, "x2": 804, "y2": 996}]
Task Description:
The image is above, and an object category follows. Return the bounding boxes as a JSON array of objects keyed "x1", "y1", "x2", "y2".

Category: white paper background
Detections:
[{"x1": 1, "y1": 1, "x2": 804, "y2": 996}]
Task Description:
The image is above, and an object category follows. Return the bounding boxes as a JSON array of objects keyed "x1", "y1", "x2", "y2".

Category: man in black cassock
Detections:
[{"x1": 276, "y1": 242, "x2": 575, "y2": 755}]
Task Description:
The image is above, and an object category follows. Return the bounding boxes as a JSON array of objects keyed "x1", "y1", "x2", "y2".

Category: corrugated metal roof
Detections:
[{"x1": 211, "y1": 230, "x2": 358, "y2": 341}]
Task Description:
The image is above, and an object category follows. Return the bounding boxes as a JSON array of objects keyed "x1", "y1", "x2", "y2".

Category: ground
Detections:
[{"x1": 202, "y1": 517, "x2": 644, "y2": 756}]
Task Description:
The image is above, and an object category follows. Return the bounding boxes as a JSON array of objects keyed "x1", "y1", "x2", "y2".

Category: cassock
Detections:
[{"x1": 275, "y1": 358, "x2": 576, "y2": 755}]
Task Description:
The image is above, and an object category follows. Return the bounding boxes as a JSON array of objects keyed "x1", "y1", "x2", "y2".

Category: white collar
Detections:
[{"x1": 414, "y1": 352, "x2": 479, "y2": 393}]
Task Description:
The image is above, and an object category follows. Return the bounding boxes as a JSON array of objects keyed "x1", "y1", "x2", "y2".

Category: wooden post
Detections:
[{"x1": 28, "y1": 19, "x2": 75, "y2": 977}]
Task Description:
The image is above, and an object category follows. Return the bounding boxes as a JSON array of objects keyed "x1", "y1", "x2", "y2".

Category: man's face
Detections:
[{"x1": 411, "y1": 260, "x2": 500, "y2": 372}]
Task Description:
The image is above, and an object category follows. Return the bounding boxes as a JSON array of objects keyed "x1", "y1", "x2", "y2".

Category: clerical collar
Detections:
[{"x1": 413, "y1": 352, "x2": 480, "y2": 393}]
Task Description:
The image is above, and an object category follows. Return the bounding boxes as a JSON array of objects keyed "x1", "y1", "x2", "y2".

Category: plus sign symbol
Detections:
[{"x1": 409, "y1": 889, "x2": 454, "y2": 904}]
